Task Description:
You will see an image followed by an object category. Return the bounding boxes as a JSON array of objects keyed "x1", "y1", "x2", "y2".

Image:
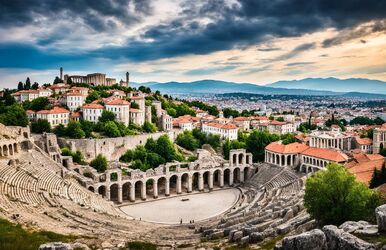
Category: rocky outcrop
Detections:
[
  {"x1": 38, "y1": 242, "x2": 73, "y2": 250},
  {"x1": 322, "y1": 225, "x2": 375, "y2": 250},
  {"x1": 376, "y1": 204, "x2": 386, "y2": 232},
  {"x1": 339, "y1": 221, "x2": 378, "y2": 236},
  {"x1": 279, "y1": 229, "x2": 327, "y2": 250}
]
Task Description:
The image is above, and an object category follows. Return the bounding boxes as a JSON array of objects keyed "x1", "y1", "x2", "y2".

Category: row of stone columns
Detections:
[
  {"x1": 0, "y1": 142, "x2": 18, "y2": 157},
  {"x1": 265, "y1": 151, "x2": 296, "y2": 167},
  {"x1": 96, "y1": 167, "x2": 249, "y2": 203},
  {"x1": 302, "y1": 156, "x2": 328, "y2": 169},
  {"x1": 310, "y1": 137, "x2": 348, "y2": 150}
]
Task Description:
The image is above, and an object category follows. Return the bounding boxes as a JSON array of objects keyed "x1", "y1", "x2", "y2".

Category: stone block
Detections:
[
  {"x1": 38, "y1": 242, "x2": 73, "y2": 250},
  {"x1": 322, "y1": 225, "x2": 375, "y2": 250},
  {"x1": 279, "y1": 229, "x2": 327, "y2": 250},
  {"x1": 376, "y1": 205, "x2": 386, "y2": 232}
]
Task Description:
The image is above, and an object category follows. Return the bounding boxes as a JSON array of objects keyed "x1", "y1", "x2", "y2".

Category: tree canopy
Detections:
[
  {"x1": 90, "y1": 154, "x2": 108, "y2": 173},
  {"x1": 31, "y1": 119, "x2": 51, "y2": 133},
  {"x1": 246, "y1": 130, "x2": 280, "y2": 162},
  {"x1": 304, "y1": 163, "x2": 382, "y2": 225}
]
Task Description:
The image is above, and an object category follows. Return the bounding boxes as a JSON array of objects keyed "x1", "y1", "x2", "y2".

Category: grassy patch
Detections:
[
  {"x1": 125, "y1": 241, "x2": 157, "y2": 250},
  {"x1": 0, "y1": 218, "x2": 76, "y2": 250},
  {"x1": 260, "y1": 235, "x2": 285, "y2": 250}
]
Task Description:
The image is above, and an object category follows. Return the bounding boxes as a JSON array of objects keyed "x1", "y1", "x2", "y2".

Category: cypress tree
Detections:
[{"x1": 369, "y1": 168, "x2": 379, "y2": 189}]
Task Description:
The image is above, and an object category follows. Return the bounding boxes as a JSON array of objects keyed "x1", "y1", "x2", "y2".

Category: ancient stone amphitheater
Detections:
[{"x1": 0, "y1": 124, "x2": 313, "y2": 248}]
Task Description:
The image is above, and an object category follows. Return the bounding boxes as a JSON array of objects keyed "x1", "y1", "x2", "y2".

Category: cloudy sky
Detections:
[{"x1": 0, "y1": 0, "x2": 385, "y2": 88}]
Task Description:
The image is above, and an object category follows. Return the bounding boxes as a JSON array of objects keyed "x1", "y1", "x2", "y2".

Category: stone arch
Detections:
[
  {"x1": 145, "y1": 179, "x2": 154, "y2": 198},
  {"x1": 134, "y1": 180, "x2": 145, "y2": 200},
  {"x1": 232, "y1": 153, "x2": 237, "y2": 165},
  {"x1": 276, "y1": 154, "x2": 280, "y2": 165},
  {"x1": 238, "y1": 153, "x2": 244, "y2": 165},
  {"x1": 181, "y1": 173, "x2": 190, "y2": 193},
  {"x1": 88, "y1": 186, "x2": 95, "y2": 192},
  {"x1": 213, "y1": 169, "x2": 221, "y2": 187},
  {"x1": 122, "y1": 182, "x2": 130, "y2": 201},
  {"x1": 192, "y1": 172, "x2": 199, "y2": 191},
  {"x1": 224, "y1": 168, "x2": 231, "y2": 186},
  {"x1": 9, "y1": 144, "x2": 13, "y2": 156},
  {"x1": 98, "y1": 186, "x2": 106, "y2": 198},
  {"x1": 286, "y1": 155, "x2": 291, "y2": 166},
  {"x1": 13, "y1": 143, "x2": 18, "y2": 153},
  {"x1": 110, "y1": 183, "x2": 119, "y2": 201},
  {"x1": 233, "y1": 168, "x2": 241, "y2": 184},
  {"x1": 203, "y1": 171, "x2": 210, "y2": 190},
  {"x1": 157, "y1": 177, "x2": 167, "y2": 197},
  {"x1": 281, "y1": 155, "x2": 285, "y2": 166},
  {"x1": 169, "y1": 175, "x2": 178, "y2": 194}
]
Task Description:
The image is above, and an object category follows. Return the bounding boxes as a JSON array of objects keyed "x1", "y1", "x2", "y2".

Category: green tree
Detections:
[
  {"x1": 66, "y1": 121, "x2": 85, "y2": 139},
  {"x1": 99, "y1": 110, "x2": 116, "y2": 123},
  {"x1": 130, "y1": 102, "x2": 140, "y2": 109},
  {"x1": 155, "y1": 135, "x2": 177, "y2": 162},
  {"x1": 144, "y1": 138, "x2": 157, "y2": 152},
  {"x1": 246, "y1": 130, "x2": 280, "y2": 162},
  {"x1": 90, "y1": 154, "x2": 108, "y2": 173},
  {"x1": 67, "y1": 77, "x2": 73, "y2": 85},
  {"x1": 25, "y1": 77, "x2": 31, "y2": 89},
  {"x1": 29, "y1": 97, "x2": 50, "y2": 111},
  {"x1": 276, "y1": 117, "x2": 285, "y2": 122},
  {"x1": 166, "y1": 107, "x2": 177, "y2": 117},
  {"x1": 176, "y1": 130, "x2": 200, "y2": 151},
  {"x1": 223, "y1": 139, "x2": 246, "y2": 159},
  {"x1": 103, "y1": 121, "x2": 121, "y2": 137},
  {"x1": 0, "y1": 104, "x2": 29, "y2": 127},
  {"x1": 80, "y1": 120, "x2": 95, "y2": 138},
  {"x1": 17, "y1": 81, "x2": 24, "y2": 90},
  {"x1": 31, "y1": 82, "x2": 39, "y2": 89},
  {"x1": 281, "y1": 133, "x2": 296, "y2": 145},
  {"x1": 53, "y1": 124, "x2": 66, "y2": 137},
  {"x1": 53, "y1": 76, "x2": 63, "y2": 84},
  {"x1": 31, "y1": 119, "x2": 51, "y2": 133},
  {"x1": 142, "y1": 121, "x2": 157, "y2": 133},
  {"x1": 304, "y1": 163, "x2": 380, "y2": 225},
  {"x1": 85, "y1": 91, "x2": 100, "y2": 103}
]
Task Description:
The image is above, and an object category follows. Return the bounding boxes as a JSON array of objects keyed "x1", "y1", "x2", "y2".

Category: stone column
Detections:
[
  {"x1": 165, "y1": 179, "x2": 170, "y2": 196},
  {"x1": 141, "y1": 182, "x2": 146, "y2": 200},
  {"x1": 188, "y1": 175, "x2": 192, "y2": 193},
  {"x1": 208, "y1": 172, "x2": 214, "y2": 190},
  {"x1": 176, "y1": 176, "x2": 182, "y2": 194},
  {"x1": 153, "y1": 180, "x2": 158, "y2": 198},
  {"x1": 240, "y1": 170, "x2": 245, "y2": 183},
  {"x1": 118, "y1": 185, "x2": 122, "y2": 203},
  {"x1": 220, "y1": 172, "x2": 224, "y2": 187},
  {"x1": 229, "y1": 171, "x2": 234, "y2": 186},
  {"x1": 106, "y1": 186, "x2": 111, "y2": 200},
  {"x1": 129, "y1": 183, "x2": 135, "y2": 202},
  {"x1": 279, "y1": 155, "x2": 282, "y2": 166},
  {"x1": 198, "y1": 173, "x2": 204, "y2": 191}
]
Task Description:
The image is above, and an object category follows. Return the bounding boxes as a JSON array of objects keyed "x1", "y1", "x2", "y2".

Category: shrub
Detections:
[
  {"x1": 90, "y1": 154, "x2": 107, "y2": 173},
  {"x1": 31, "y1": 119, "x2": 51, "y2": 133}
]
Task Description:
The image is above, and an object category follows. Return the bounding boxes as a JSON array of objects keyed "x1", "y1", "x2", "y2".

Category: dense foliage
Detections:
[
  {"x1": 120, "y1": 135, "x2": 185, "y2": 171},
  {"x1": 0, "y1": 218, "x2": 76, "y2": 250},
  {"x1": 90, "y1": 154, "x2": 108, "y2": 173},
  {"x1": 31, "y1": 119, "x2": 51, "y2": 133},
  {"x1": 350, "y1": 116, "x2": 384, "y2": 126},
  {"x1": 176, "y1": 129, "x2": 221, "y2": 151},
  {"x1": 246, "y1": 130, "x2": 280, "y2": 162},
  {"x1": 61, "y1": 147, "x2": 86, "y2": 165},
  {"x1": 324, "y1": 115, "x2": 347, "y2": 131},
  {"x1": 304, "y1": 163, "x2": 382, "y2": 225}
]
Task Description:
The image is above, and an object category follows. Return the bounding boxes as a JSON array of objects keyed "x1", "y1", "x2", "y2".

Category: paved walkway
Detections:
[{"x1": 120, "y1": 188, "x2": 240, "y2": 224}]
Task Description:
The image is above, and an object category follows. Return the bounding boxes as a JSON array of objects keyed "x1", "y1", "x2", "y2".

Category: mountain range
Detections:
[{"x1": 131, "y1": 77, "x2": 386, "y2": 97}]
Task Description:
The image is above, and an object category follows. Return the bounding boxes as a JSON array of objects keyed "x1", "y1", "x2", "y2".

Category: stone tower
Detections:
[
  {"x1": 126, "y1": 72, "x2": 129, "y2": 87},
  {"x1": 60, "y1": 67, "x2": 63, "y2": 80},
  {"x1": 373, "y1": 127, "x2": 386, "y2": 154}
]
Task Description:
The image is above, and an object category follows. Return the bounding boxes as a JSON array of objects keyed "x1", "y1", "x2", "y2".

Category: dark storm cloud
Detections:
[{"x1": 0, "y1": 0, "x2": 151, "y2": 30}]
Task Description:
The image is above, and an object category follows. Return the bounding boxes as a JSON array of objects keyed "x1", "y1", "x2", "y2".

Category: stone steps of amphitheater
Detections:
[{"x1": 201, "y1": 165, "x2": 310, "y2": 244}]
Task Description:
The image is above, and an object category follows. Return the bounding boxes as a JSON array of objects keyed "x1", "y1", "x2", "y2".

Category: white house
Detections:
[
  {"x1": 65, "y1": 92, "x2": 85, "y2": 111},
  {"x1": 105, "y1": 99, "x2": 130, "y2": 126},
  {"x1": 129, "y1": 108, "x2": 145, "y2": 126},
  {"x1": 35, "y1": 106, "x2": 70, "y2": 127},
  {"x1": 82, "y1": 103, "x2": 104, "y2": 123},
  {"x1": 202, "y1": 122, "x2": 238, "y2": 140}
]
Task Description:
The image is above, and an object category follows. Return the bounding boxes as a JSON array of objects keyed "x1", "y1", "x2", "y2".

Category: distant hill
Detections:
[
  {"x1": 131, "y1": 78, "x2": 386, "y2": 98},
  {"x1": 266, "y1": 77, "x2": 386, "y2": 94}
]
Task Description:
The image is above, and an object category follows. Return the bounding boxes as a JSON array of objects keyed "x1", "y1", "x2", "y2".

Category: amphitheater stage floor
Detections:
[{"x1": 120, "y1": 188, "x2": 240, "y2": 224}]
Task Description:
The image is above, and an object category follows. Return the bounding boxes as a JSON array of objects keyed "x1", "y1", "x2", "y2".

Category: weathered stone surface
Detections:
[
  {"x1": 249, "y1": 232, "x2": 264, "y2": 243},
  {"x1": 72, "y1": 243, "x2": 90, "y2": 250},
  {"x1": 232, "y1": 231, "x2": 243, "y2": 242},
  {"x1": 240, "y1": 236, "x2": 250, "y2": 246},
  {"x1": 376, "y1": 205, "x2": 386, "y2": 232},
  {"x1": 228, "y1": 229, "x2": 237, "y2": 242},
  {"x1": 322, "y1": 225, "x2": 376, "y2": 250},
  {"x1": 339, "y1": 221, "x2": 371, "y2": 233},
  {"x1": 280, "y1": 229, "x2": 327, "y2": 250},
  {"x1": 38, "y1": 242, "x2": 73, "y2": 250}
]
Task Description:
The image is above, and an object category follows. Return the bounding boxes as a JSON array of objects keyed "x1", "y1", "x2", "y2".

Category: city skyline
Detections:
[{"x1": 0, "y1": 0, "x2": 385, "y2": 87}]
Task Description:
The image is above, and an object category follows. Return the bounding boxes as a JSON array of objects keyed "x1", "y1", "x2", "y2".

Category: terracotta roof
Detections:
[
  {"x1": 65, "y1": 91, "x2": 82, "y2": 96},
  {"x1": 234, "y1": 117, "x2": 250, "y2": 121},
  {"x1": 270, "y1": 120, "x2": 287, "y2": 125},
  {"x1": 130, "y1": 108, "x2": 141, "y2": 112},
  {"x1": 48, "y1": 84, "x2": 70, "y2": 89},
  {"x1": 266, "y1": 142, "x2": 310, "y2": 154},
  {"x1": 71, "y1": 112, "x2": 81, "y2": 117},
  {"x1": 26, "y1": 109, "x2": 35, "y2": 114},
  {"x1": 71, "y1": 87, "x2": 89, "y2": 91},
  {"x1": 82, "y1": 103, "x2": 104, "y2": 109},
  {"x1": 131, "y1": 95, "x2": 144, "y2": 100},
  {"x1": 346, "y1": 157, "x2": 385, "y2": 185},
  {"x1": 37, "y1": 106, "x2": 70, "y2": 115},
  {"x1": 302, "y1": 147, "x2": 348, "y2": 162},
  {"x1": 355, "y1": 137, "x2": 373, "y2": 145},
  {"x1": 205, "y1": 122, "x2": 237, "y2": 129},
  {"x1": 106, "y1": 99, "x2": 130, "y2": 105},
  {"x1": 353, "y1": 153, "x2": 384, "y2": 163}
]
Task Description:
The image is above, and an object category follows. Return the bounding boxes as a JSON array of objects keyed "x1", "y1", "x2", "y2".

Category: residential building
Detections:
[
  {"x1": 65, "y1": 92, "x2": 85, "y2": 111},
  {"x1": 202, "y1": 122, "x2": 238, "y2": 140},
  {"x1": 82, "y1": 103, "x2": 104, "y2": 123},
  {"x1": 105, "y1": 99, "x2": 130, "y2": 126},
  {"x1": 35, "y1": 106, "x2": 70, "y2": 127},
  {"x1": 130, "y1": 108, "x2": 145, "y2": 126}
]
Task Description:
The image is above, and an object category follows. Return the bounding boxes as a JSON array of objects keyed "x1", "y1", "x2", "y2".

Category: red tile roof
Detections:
[
  {"x1": 37, "y1": 106, "x2": 70, "y2": 114},
  {"x1": 270, "y1": 120, "x2": 287, "y2": 125},
  {"x1": 346, "y1": 155, "x2": 385, "y2": 185},
  {"x1": 106, "y1": 99, "x2": 130, "y2": 105},
  {"x1": 266, "y1": 142, "x2": 310, "y2": 154},
  {"x1": 130, "y1": 108, "x2": 141, "y2": 112},
  {"x1": 302, "y1": 147, "x2": 348, "y2": 162},
  {"x1": 205, "y1": 122, "x2": 237, "y2": 129},
  {"x1": 82, "y1": 103, "x2": 104, "y2": 109},
  {"x1": 65, "y1": 91, "x2": 82, "y2": 96}
]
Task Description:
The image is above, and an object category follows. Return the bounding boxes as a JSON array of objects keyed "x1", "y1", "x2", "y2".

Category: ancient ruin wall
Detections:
[{"x1": 58, "y1": 131, "x2": 181, "y2": 161}]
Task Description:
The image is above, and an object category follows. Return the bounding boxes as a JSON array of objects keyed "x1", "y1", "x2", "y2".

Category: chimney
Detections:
[
  {"x1": 60, "y1": 67, "x2": 63, "y2": 80},
  {"x1": 126, "y1": 72, "x2": 129, "y2": 87}
]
